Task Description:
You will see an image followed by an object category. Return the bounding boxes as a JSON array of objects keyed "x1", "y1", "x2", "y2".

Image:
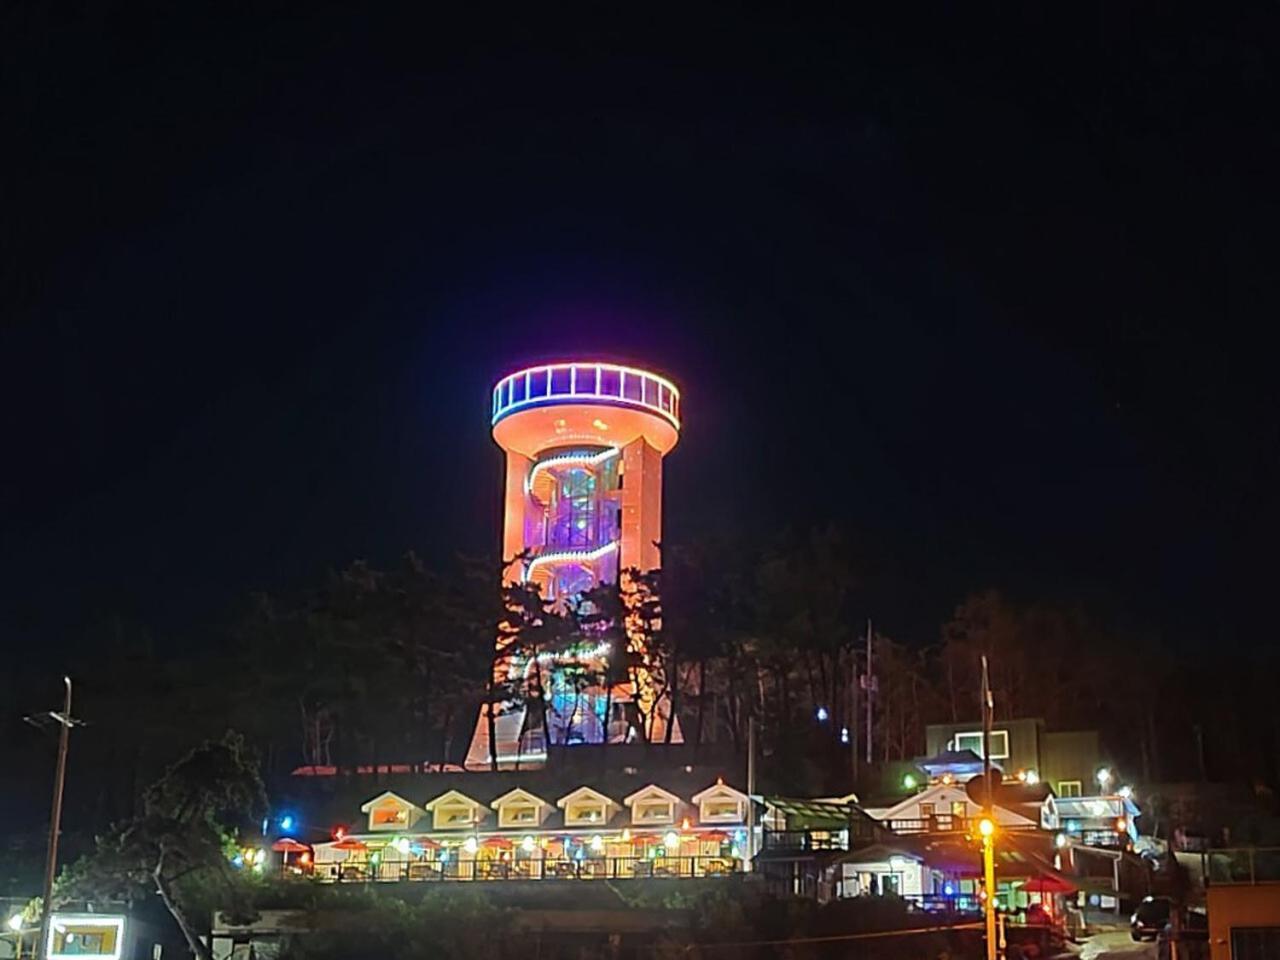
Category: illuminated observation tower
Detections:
[{"x1": 465, "y1": 361, "x2": 682, "y2": 769}]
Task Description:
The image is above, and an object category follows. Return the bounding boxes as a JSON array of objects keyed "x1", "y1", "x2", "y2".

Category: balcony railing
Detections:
[
  {"x1": 492, "y1": 363, "x2": 681, "y2": 428},
  {"x1": 307, "y1": 856, "x2": 741, "y2": 884},
  {"x1": 1202, "y1": 847, "x2": 1280, "y2": 885},
  {"x1": 761, "y1": 831, "x2": 848, "y2": 853},
  {"x1": 889, "y1": 814, "x2": 970, "y2": 834},
  {"x1": 897, "y1": 893, "x2": 985, "y2": 915}
]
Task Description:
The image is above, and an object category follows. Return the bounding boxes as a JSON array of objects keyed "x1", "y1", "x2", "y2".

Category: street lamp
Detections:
[
  {"x1": 978, "y1": 817, "x2": 997, "y2": 960},
  {"x1": 1096, "y1": 767, "x2": 1113, "y2": 791}
]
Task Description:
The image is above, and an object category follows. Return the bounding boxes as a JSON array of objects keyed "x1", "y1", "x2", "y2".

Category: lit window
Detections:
[
  {"x1": 501, "y1": 804, "x2": 537, "y2": 826},
  {"x1": 953, "y1": 730, "x2": 1010, "y2": 760},
  {"x1": 636, "y1": 801, "x2": 673, "y2": 823},
  {"x1": 1058, "y1": 781, "x2": 1083, "y2": 798},
  {"x1": 567, "y1": 803, "x2": 605, "y2": 825},
  {"x1": 372, "y1": 806, "x2": 407, "y2": 827},
  {"x1": 702, "y1": 800, "x2": 742, "y2": 821},
  {"x1": 438, "y1": 805, "x2": 473, "y2": 826}
]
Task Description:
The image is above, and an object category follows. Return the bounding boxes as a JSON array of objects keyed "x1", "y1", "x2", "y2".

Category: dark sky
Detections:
[{"x1": 4, "y1": 5, "x2": 1277, "y2": 666}]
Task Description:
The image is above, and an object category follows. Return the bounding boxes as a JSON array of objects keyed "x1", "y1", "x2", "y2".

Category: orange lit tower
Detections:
[{"x1": 465, "y1": 361, "x2": 682, "y2": 769}]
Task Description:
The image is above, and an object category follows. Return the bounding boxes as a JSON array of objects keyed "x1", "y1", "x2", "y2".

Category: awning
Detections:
[
  {"x1": 1018, "y1": 875, "x2": 1078, "y2": 894},
  {"x1": 765, "y1": 797, "x2": 860, "y2": 828}
]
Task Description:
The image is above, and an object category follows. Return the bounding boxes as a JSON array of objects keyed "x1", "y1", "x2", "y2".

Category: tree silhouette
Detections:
[{"x1": 58, "y1": 732, "x2": 267, "y2": 960}]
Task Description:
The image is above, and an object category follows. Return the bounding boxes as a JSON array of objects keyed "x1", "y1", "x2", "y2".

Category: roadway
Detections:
[{"x1": 1076, "y1": 929, "x2": 1156, "y2": 959}]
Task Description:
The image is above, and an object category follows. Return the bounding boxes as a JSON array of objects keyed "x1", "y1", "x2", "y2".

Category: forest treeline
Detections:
[{"x1": 12, "y1": 527, "x2": 1279, "y2": 853}]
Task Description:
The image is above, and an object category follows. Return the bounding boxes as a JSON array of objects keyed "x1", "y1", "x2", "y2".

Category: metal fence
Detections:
[{"x1": 309, "y1": 855, "x2": 743, "y2": 883}]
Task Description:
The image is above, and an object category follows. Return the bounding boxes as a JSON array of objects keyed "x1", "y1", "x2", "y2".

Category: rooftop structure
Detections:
[{"x1": 924, "y1": 718, "x2": 1104, "y2": 798}]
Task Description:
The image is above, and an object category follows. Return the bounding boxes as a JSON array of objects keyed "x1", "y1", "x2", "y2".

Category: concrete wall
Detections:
[
  {"x1": 1041, "y1": 729, "x2": 1100, "y2": 791},
  {"x1": 1207, "y1": 885, "x2": 1280, "y2": 960}
]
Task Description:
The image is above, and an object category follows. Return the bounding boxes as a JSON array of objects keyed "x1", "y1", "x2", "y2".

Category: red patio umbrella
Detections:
[
  {"x1": 481, "y1": 837, "x2": 514, "y2": 849},
  {"x1": 330, "y1": 837, "x2": 368, "y2": 851},
  {"x1": 272, "y1": 838, "x2": 311, "y2": 854},
  {"x1": 1018, "y1": 875, "x2": 1077, "y2": 894},
  {"x1": 413, "y1": 837, "x2": 441, "y2": 850},
  {"x1": 699, "y1": 830, "x2": 730, "y2": 842}
]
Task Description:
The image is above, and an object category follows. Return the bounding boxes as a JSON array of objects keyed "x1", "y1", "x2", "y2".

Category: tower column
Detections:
[
  {"x1": 466, "y1": 361, "x2": 681, "y2": 769},
  {"x1": 502, "y1": 450, "x2": 532, "y2": 583},
  {"x1": 620, "y1": 437, "x2": 664, "y2": 574}
]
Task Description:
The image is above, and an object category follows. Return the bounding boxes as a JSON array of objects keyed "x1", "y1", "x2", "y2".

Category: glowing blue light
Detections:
[
  {"x1": 815, "y1": 706, "x2": 829, "y2": 722},
  {"x1": 492, "y1": 362, "x2": 681, "y2": 429},
  {"x1": 944, "y1": 883, "x2": 955, "y2": 896},
  {"x1": 232, "y1": 854, "x2": 245, "y2": 868},
  {"x1": 734, "y1": 830, "x2": 746, "y2": 844},
  {"x1": 279, "y1": 815, "x2": 295, "y2": 832}
]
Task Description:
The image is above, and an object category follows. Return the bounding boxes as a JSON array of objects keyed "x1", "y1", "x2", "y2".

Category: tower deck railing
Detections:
[{"x1": 492, "y1": 362, "x2": 680, "y2": 428}]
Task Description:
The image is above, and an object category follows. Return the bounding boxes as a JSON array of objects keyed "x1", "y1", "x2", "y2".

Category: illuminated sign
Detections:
[{"x1": 46, "y1": 914, "x2": 126, "y2": 960}]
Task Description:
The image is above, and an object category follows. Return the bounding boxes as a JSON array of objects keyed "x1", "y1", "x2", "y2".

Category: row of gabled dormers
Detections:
[{"x1": 358, "y1": 781, "x2": 750, "y2": 834}]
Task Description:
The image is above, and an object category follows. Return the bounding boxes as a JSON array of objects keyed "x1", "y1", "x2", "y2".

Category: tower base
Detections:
[{"x1": 464, "y1": 689, "x2": 683, "y2": 771}]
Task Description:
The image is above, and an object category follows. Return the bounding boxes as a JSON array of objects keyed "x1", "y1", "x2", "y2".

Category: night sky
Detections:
[{"x1": 4, "y1": 6, "x2": 1278, "y2": 680}]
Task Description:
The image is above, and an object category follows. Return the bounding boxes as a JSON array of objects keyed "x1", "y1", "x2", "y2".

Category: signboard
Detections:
[{"x1": 46, "y1": 914, "x2": 126, "y2": 960}]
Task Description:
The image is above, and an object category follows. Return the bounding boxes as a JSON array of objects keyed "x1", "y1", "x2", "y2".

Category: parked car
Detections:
[{"x1": 1131, "y1": 896, "x2": 1172, "y2": 941}]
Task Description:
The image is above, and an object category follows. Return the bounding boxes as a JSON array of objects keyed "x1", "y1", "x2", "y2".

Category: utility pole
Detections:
[
  {"x1": 981, "y1": 656, "x2": 993, "y2": 808},
  {"x1": 861, "y1": 620, "x2": 876, "y2": 766},
  {"x1": 33, "y1": 677, "x2": 76, "y2": 960},
  {"x1": 746, "y1": 716, "x2": 757, "y2": 868},
  {"x1": 849, "y1": 644, "x2": 858, "y2": 786}
]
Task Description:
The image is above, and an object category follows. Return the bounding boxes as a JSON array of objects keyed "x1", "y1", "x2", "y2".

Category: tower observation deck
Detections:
[{"x1": 465, "y1": 361, "x2": 682, "y2": 769}]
